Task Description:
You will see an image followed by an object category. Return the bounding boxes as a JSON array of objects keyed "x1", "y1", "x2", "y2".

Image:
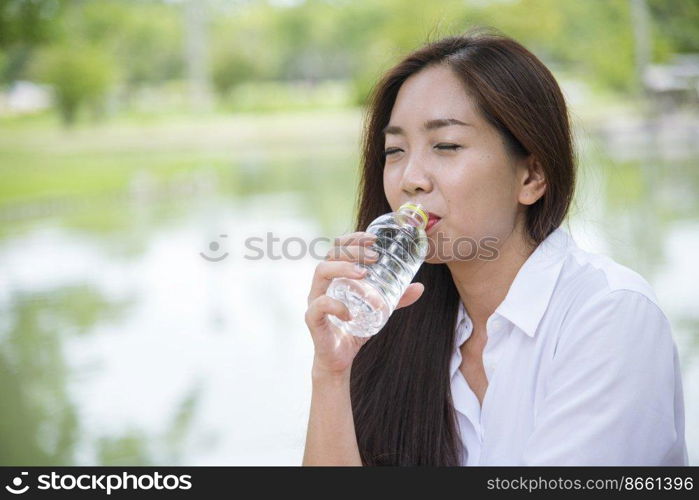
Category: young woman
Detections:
[{"x1": 302, "y1": 31, "x2": 688, "y2": 466}]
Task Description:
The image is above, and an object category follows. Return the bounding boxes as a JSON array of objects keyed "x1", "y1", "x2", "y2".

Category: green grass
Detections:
[{"x1": 0, "y1": 108, "x2": 363, "y2": 210}]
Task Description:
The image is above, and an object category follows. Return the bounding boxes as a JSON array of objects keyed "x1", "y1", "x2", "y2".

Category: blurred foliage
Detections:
[
  {"x1": 0, "y1": 0, "x2": 62, "y2": 48},
  {"x1": 32, "y1": 43, "x2": 115, "y2": 125},
  {"x1": 648, "y1": 0, "x2": 699, "y2": 54},
  {"x1": 0, "y1": 0, "x2": 698, "y2": 123}
]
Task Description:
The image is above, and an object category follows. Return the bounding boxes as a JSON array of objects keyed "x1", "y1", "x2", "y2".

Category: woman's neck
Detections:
[{"x1": 446, "y1": 224, "x2": 536, "y2": 331}]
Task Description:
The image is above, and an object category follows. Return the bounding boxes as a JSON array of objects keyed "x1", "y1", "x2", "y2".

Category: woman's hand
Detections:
[{"x1": 305, "y1": 231, "x2": 425, "y2": 378}]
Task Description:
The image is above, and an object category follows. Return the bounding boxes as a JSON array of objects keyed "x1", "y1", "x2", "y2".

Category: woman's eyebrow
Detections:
[{"x1": 382, "y1": 118, "x2": 472, "y2": 136}]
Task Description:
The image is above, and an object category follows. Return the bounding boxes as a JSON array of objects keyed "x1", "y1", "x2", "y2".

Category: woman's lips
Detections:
[{"x1": 426, "y1": 214, "x2": 442, "y2": 232}]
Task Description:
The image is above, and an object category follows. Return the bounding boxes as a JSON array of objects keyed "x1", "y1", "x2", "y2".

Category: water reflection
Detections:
[{"x1": 0, "y1": 284, "x2": 129, "y2": 465}]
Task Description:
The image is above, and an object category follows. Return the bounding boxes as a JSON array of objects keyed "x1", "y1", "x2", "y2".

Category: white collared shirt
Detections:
[{"x1": 450, "y1": 226, "x2": 688, "y2": 465}]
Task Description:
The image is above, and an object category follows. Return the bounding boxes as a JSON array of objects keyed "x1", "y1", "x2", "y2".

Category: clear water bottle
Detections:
[{"x1": 326, "y1": 202, "x2": 429, "y2": 337}]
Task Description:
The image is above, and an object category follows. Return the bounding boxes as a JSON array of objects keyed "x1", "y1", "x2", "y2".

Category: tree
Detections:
[{"x1": 33, "y1": 44, "x2": 115, "y2": 126}]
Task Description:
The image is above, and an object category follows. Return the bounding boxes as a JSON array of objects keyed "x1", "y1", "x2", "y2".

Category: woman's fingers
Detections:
[
  {"x1": 306, "y1": 232, "x2": 377, "y2": 305},
  {"x1": 307, "y1": 260, "x2": 368, "y2": 305},
  {"x1": 395, "y1": 282, "x2": 425, "y2": 310},
  {"x1": 305, "y1": 295, "x2": 351, "y2": 331},
  {"x1": 332, "y1": 231, "x2": 377, "y2": 248},
  {"x1": 325, "y1": 244, "x2": 380, "y2": 263}
]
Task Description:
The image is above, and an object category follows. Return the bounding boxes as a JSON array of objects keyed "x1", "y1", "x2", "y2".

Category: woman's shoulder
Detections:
[
  {"x1": 551, "y1": 238, "x2": 673, "y2": 350},
  {"x1": 556, "y1": 237, "x2": 663, "y2": 315}
]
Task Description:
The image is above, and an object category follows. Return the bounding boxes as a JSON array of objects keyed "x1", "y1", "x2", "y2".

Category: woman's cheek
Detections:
[{"x1": 383, "y1": 169, "x2": 401, "y2": 204}]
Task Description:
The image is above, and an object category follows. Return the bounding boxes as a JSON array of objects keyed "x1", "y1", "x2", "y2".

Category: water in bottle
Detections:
[{"x1": 326, "y1": 202, "x2": 429, "y2": 337}]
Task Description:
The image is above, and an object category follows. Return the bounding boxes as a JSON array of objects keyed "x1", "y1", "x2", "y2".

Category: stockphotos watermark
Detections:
[
  {"x1": 4, "y1": 470, "x2": 192, "y2": 495},
  {"x1": 200, "y1": 233, "x2": 500, "y2": 262}
]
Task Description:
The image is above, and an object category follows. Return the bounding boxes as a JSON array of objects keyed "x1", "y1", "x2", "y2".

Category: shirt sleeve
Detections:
[{"x1": 521, "y1": 289, "x2": 687, "y2": 465}]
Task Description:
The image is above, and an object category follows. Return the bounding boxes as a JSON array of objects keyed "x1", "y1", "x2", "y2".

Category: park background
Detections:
[{"x1": 0, "y1": 0, "x2": 698, "y2": 465}]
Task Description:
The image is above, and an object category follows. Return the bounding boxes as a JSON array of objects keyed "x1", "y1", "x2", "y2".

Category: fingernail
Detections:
[
  {"x1": 354, "y1": 264, "x2": 367, "y2": 274},
  {"x1": 366, "y1": 249, "x2": 379, "y2": 258}
]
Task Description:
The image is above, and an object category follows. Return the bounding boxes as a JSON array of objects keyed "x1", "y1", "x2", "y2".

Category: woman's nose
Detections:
[{"x1": 400, "y1": 157, "x2": 433, "y2": 194}]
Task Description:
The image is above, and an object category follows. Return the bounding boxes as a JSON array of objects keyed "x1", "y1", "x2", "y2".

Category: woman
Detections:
[{"x1": 302, "y1": 30, "x2": 688, "y2": 466}]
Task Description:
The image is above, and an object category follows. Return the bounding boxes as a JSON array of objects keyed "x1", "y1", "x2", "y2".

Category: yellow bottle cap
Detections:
[{"x1": 399, "y1": 202, "x2": 429, "y2": 227}]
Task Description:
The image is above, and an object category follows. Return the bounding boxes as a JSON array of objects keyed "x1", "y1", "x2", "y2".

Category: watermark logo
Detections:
[
  {"x1": 3, "y1": 471, "x2": 193, "y2": 495},
  {"x1": 200, "y1": 234, "x2": 229, "y2": 262},
  {"x1": 5, "y1": 472, "x2": 29, "y2": 495},
  {"x1": 199, "y1": 232, "x2": 501, "y2": 262}
]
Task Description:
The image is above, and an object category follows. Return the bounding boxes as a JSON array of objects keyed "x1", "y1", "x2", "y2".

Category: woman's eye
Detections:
[{"x1": 383, "y1": 144, "x2": 461, "y2": 157}]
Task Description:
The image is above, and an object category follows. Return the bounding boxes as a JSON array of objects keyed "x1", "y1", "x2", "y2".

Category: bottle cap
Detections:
[{"x1": 399, "y1": 202, "x2": 429, "y2": 228}]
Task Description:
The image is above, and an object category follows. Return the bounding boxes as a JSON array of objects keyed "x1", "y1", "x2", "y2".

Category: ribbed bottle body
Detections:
[{"x1": 326, "y1": 206, "x2": 428, "y2": 337}]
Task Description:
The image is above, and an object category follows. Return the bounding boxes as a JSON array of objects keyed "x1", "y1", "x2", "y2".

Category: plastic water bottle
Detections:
[{"x1": 326, "y1": 202, "x2": 429, "y2": 337}]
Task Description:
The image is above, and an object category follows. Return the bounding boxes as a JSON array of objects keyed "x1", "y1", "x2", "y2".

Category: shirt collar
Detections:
[
  {"x1": 454, "y1": 298, "x2": 471, "y2": 347},
  {"x1": 455, "y1": 226, "x2": 574, "y2": 340}
]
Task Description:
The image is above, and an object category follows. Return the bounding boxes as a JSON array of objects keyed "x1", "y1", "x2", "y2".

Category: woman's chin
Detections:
[
  {"x1": 424, "y1": 231, "x2": 451, "y2": 264},
  {"x1": 423, "y1": 247, "x2": 450, "y2": 265}
]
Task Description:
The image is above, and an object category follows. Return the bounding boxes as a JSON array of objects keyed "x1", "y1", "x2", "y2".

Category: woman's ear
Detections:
[{"x1": 518, "y1": 155, "x2": 547, "y2": 206}]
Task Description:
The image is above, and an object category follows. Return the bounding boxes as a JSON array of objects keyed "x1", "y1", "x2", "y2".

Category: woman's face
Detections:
[{"x1": 382, "y1": 63, "x2": 543, "y2": 264}]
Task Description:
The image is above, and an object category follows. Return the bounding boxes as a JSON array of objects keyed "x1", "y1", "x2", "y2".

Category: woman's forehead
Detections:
[{"x1": 390, "y1": 66, "x2": 480, "y2": 129}]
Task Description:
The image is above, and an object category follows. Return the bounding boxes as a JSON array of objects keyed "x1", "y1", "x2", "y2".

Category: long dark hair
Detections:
[{"x1": 349, "y1": 29, "x2": 576, "y2": 465}]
